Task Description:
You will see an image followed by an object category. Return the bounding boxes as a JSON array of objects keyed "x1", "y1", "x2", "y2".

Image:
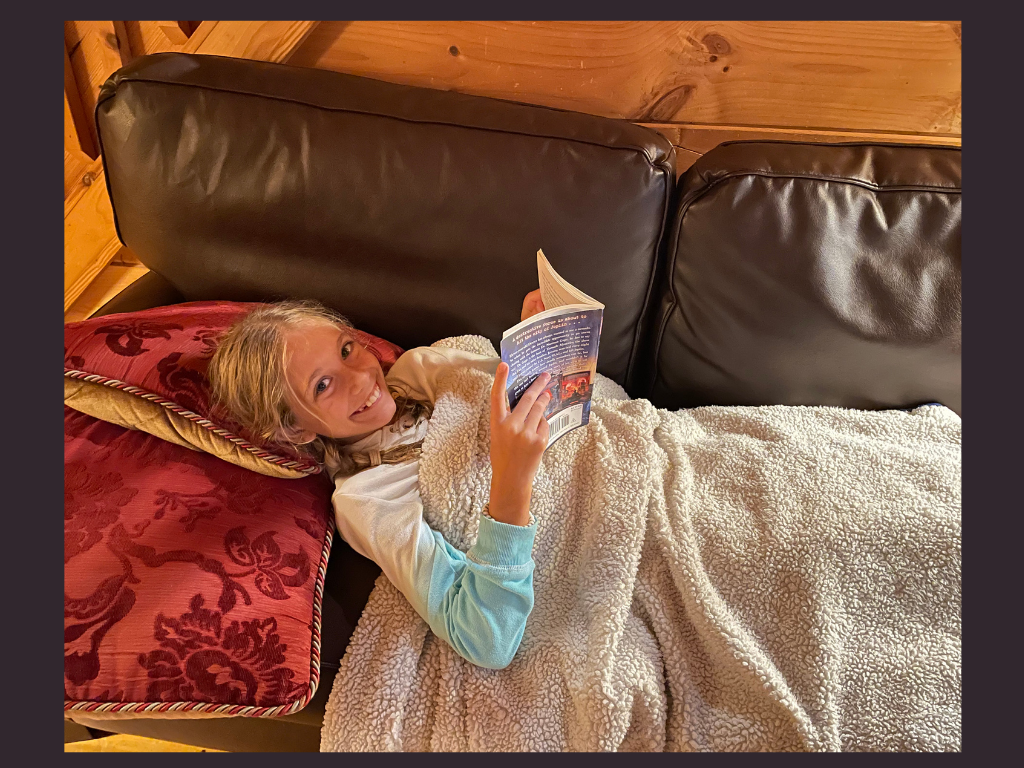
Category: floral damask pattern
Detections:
[
  {"x1": 191, "y1": 328, "x2": 222, "y2": 358},
  {"x1": 64, "y1": 407, "x2": 332, "y2": 711},
  {"x1": 156, "y1": 351, "x2": 211, "y2": 415},
  {"x1": 65, "y1": 573, "x2": 137, "y2": 688},
  {"x1": 137, "y1": 594, "x2": 306, "y2": 706},
  {"x1": 64, "y1": 461, "x2": 137, "y2": 563},
  {"x1": 224, "y1": 528, "x2": 311, "y2": 601},
  {"x1": 152, "y1": 459, "x2": 326, "y2": 532},
  {"x1": 93, "y1": 319, "x2": 184, "y2": 357}
]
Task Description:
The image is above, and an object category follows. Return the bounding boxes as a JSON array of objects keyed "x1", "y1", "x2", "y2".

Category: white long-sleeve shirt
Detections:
[{"x1": 329, "y1": 346, "x2": 537, "y2": 669}]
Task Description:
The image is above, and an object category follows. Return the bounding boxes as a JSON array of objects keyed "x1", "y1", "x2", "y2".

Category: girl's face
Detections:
[{"x1": 281, "y1": 323, "x2": 397, "y2": 444}]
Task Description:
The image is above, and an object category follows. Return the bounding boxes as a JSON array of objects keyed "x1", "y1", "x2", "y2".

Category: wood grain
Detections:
[
  {"x1": 183, "y1": 21, "x2": 319, "y2": 62},
  {"x1": 64, "y1": 263, "x2": 150, "y2": 323},
  {"x1": 63, "y1": 44, "x2": 96, "y2": 157},
  {"x1": 290, "y1": 20, "x2": 961, "y2": 135},
  {"x1": 63, "y1": 91, "x2": 81, "y2": 156},
  {"x1": 110, "y1": 21, "x2": 135, "y2": 67},
  {"x1": 157, "y1": 21, "x2": 190, "y2": 45},
  {"x1": 110, "y1": 246, "x2": 143, "y2": 266},
  {"x1": 122, "y1": 20, "x2": 188, "y2": 56},
  {"x1": 64, "y1": 148, "x2": 92, "y2": 202},
  {"x1": 65, "y1": 156, "x2": 104, "y2": 219},
  {"x1": 64, "y1": 22, "x2": 126, "y2": 155},
  {"x1": 644, "y1": 122, "x2": 963, "y2": 175},
  {"x1": 64, "y1": 163, "x2": 122, "y2": 311}
]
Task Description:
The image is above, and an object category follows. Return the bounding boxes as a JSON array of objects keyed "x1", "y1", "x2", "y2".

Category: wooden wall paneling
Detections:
[
  {"x1": 110, "y1": 21, "x2": 135, "y2": 67},
  {"x1": 182, "y1": 21, "x2": 319, "y2": 61},
  {"x1": 64, "y1": 22, "x2": 127, "y2": 158},
  {"x1": 671, "y1": 147, "x2": 702, "y2": 177},
  {"x1": 64, "y1": 91, "x2": 81, "y2": 155},
  {"x1": 290, "y1": 20, "x2": 961, "y2": 136},
  {"x1": 181, "y1": 20, "x2": 218, "y2": 53},
  {"x1": 64, "y1": 262, "x2": 150, "y2": 323},
  {"x1": 65, "y1": 155, "x2": 103, "y2": 219},
  {"x1": 157, "y1": 21, "x2": 191, "y2": 45},
  {"x1": 64, "y1": 148, "x2": 92, "y2": 201},
  {"x1": 645, "y1": 122, "x2": 963, "y2": 176},
  {"x1": 63, "y1": 44, "x2": 96, "y2": 157},
  {"x1": 110, "y1": 246, "x2": 143, "y2": 266},
  {"x1": 122, "y1": 21, "x2": 188, "y2": 56},
  {"x1": 64, "y1": 162, "x2": 122, "y2": 312}
]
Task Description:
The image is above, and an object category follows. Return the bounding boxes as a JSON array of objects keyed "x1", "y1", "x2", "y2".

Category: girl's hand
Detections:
[
  {"x1": 488, "y1": 362, "x2": 551, "y2": 526},
  {"x1": 521, "y1": 289, "x2": 546, "y2": 322}
]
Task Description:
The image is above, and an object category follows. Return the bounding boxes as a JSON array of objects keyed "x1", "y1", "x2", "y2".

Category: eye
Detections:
[
  {"x1": 341, "y1": 341, "x2": 354, "y2": 360},
  {"x1": 314, "y1": 377, "x2": 330, "y2": 397}
]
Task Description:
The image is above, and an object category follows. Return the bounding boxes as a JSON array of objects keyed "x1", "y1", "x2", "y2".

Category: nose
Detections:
[{"x1": 352, "y1": 371, "x2": 374, "y2": 398}]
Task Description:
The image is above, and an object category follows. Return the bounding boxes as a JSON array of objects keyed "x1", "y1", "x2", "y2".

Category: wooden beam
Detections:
[
  {"x1": 64, "y1": 147, "x2": 92, "y2": 202},
  {"x1": 65, "y1": 22, "x2": 126, "y2": 158},
  {"x1": 671, "y1": 148, "x2": 703, "y2": 178},
  {"x1": 182, "y1": 21, "x2": 319, "y2": 62},
  {"x1": 647, "y1": 123, "x2": 963, "y2": 154},
  {"x1": 289, "y1": 20, "x2": 961, "y2": 136},
  {"x1": 181, "y1": 20, "x2": 217, "y2": 52},
  {"x1": 64, "y1": 92, "x2": 81, "y2": 156},
  {"x1": 64, "y1": 263, "x2": 150, "y2": 323},
  {"x1": 63, "y1": 43, "x2": 96, "y2": 157},
  {"x1": 64, "y1": 159, "x2": 121, "y2": 312},
  {"x1": 122, "y1": 21, "x2": 187, "y2": 56},
  {"x1": 111, "y1": 21, "x2": 135, "y2": 67},
  {"x1": 110, "y1": 246, "x2": 143, "y2": 266},
  {"x1": 157, "y1": 21, "x2": 191, "y2": 45},
  {"x1": 645, "y1": 122, "x2": 963, "y2": 176}
]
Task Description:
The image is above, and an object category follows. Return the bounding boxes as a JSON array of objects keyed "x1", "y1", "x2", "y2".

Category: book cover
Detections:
[{"x1": 500, "y1": 250, "x2": 604, "y2": 449}]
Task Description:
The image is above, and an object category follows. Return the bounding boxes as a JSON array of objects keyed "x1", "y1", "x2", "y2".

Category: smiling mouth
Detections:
[{"x1": 351, "y1": 383, "x2": 381, "y2": 416}]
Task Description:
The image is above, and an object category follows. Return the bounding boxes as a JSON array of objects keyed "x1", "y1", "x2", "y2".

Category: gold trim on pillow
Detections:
[{"x1": 64, "y1": 379, "x2": 307, "y2": 480}]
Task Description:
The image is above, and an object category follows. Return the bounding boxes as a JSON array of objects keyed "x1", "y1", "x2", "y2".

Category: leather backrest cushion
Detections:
[
  {"x1": 638, "y1": 141, "x2": 961, "y2": 413},
  {"x1": 96, "y1": 53, "x2": 675, "y2": 390}
]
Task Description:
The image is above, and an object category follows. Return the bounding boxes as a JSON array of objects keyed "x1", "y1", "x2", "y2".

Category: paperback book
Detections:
[{"x1": 500, "y1": 249, "x2": 604, "y2": 449}]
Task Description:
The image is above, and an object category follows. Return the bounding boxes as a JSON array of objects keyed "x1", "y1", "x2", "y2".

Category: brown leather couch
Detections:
[{"x1": 67, "y1": 53, "x2": 961, "y2": 751}]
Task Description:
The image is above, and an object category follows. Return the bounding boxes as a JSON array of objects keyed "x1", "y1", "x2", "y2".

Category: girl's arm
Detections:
[
  {"x1": 336, "y1": 339, "x2": 550, "y2": 667},
  {"x1": 334, "y1": 461, "x2": 535, "y2": 670},
  {"x1": 385, "y1": 345, "x2": 500, "y2": 403},
  {"x1": 387, "y1": 346, "x2": 552, "y2": 529}
]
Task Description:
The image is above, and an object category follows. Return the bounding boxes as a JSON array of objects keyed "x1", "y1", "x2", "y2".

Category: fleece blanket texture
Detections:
[{"x1": 321, "y1": 336, "x2": 961, "y2": 752}]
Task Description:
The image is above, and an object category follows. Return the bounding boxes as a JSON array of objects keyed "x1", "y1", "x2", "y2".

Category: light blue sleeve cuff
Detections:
[{"x1": 468, "y1": 513, "x2": 537, "y2": 570}]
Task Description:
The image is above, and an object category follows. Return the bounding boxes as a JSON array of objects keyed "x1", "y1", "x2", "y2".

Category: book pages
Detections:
[{"x1": 536, "y1": 249, "x2": 602, "y2": 311}]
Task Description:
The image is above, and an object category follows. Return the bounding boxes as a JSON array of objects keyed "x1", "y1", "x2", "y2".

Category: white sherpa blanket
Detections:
[{"x1": 322, "y1": 335, "x2": 961, "y2": 752}]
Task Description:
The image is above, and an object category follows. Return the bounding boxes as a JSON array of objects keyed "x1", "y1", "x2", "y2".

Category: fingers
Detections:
[
  {"x1": 510, "y1": 372, "x2": 550, "y2": 426},
  {"x1": 524, "y1": 387, "x2": 552, "y2": 434},
  {"x1": 521, "y1": 289, "x2": 545, "y2": 322},
  {"x1": 491, "y1": 362, "x2": 510, "y2": 421}
]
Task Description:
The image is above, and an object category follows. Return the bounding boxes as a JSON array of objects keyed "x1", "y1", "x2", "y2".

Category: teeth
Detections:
[{"x1": 354, "y1": 384, "x2": 380, "y2": 415}]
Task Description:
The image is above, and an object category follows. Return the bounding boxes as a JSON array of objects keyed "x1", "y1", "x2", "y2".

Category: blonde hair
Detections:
[{"x1": 208, "y1": 300, "x2": 432, "y2": 478}]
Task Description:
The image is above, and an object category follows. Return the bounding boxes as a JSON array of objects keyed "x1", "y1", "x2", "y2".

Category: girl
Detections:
[{"x1": 208, "y1": 292, "x2": 551, "y2": 669}]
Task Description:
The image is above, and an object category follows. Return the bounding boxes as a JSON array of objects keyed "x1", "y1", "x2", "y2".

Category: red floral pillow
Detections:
[
  {"x1": 64, "y1": 406, "x2": 335, "y2": 716},
  {"x1": 64, "y1": 301, "x2": 405, "y2": 477}
]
